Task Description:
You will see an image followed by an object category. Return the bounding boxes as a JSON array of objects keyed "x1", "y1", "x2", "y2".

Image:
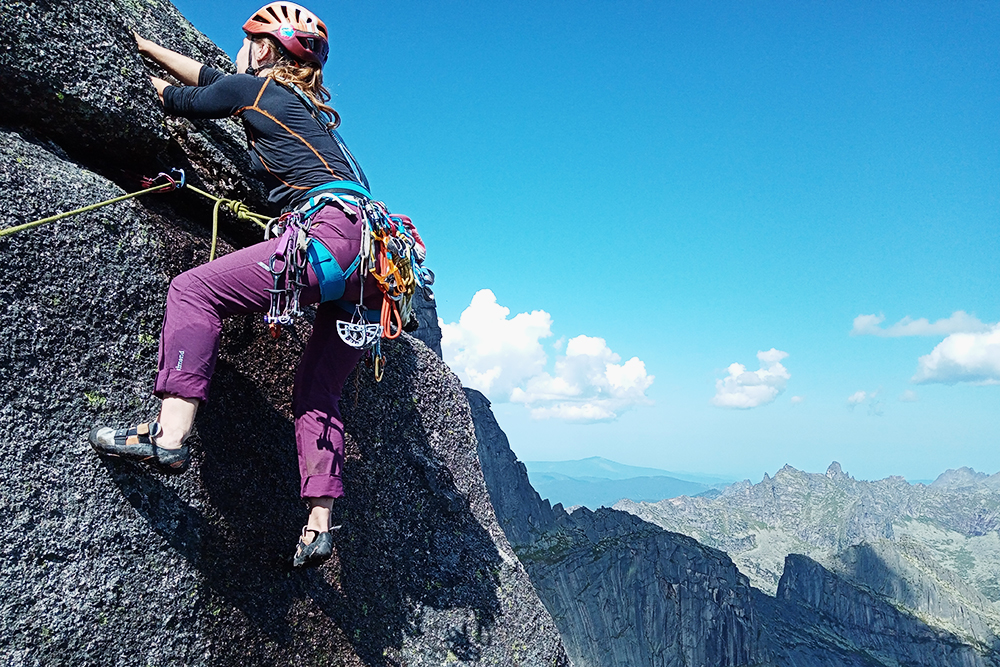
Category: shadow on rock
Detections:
[
  {"x1": 102, "y1": 327, "x2": 503, "y2": 665},
  {"x1": 329, "y1": 336, "x2": 503, "y2": 664}
]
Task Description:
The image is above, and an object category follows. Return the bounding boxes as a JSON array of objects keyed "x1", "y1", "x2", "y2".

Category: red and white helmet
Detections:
[{"x1": 243, "y1": 2, "x2": 329, "y2": 66}]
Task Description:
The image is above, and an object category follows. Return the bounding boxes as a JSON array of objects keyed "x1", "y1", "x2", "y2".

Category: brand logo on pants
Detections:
[{"x1": 176, "y1": 351, "x2": 185, "y2": 371}]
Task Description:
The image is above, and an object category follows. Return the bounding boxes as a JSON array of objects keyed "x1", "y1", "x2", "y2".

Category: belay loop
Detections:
[{"x1": 285, "y1": 180, "x2": 431, "y2": 381}]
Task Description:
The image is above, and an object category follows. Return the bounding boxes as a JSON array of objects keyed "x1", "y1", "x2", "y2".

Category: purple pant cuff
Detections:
[
  {"x1": 301, "y1": 475, "x2": 344, "y2": 499},
  {"x1": 154, "y1": 368, "x2": 211, "y2": 402}
]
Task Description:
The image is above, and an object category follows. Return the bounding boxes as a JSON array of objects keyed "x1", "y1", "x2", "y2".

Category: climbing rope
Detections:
[
  {"x1": 1, "y1": 169, "x2": 273, "y2": 263},
  {"x1": 140, "y1": 172, "x2": 272, "y2": 261},
  {"x1": 0, "y1": 174, "x2": 181, "y2": 239}
]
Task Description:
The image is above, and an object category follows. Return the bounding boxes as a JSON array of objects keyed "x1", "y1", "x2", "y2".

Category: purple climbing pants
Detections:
[{"x1": 153, "y1": 204, "x2": 379, "y2": 499}]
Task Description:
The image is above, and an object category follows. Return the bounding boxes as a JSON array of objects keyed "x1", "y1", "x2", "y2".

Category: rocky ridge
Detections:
[
  {"x1": 617, "y1": 462, "x2": 1000, "y2": 597},
  {"x1": 756, "y1": 555, "x2": 998, "y2": 667},
  {"x1": 469, "y1": 392, "x2": 1000, "y2": 666},
  {"x1": 468, "y1": 390, "x2": 765, "y2": 667},
  {"x1": 0, "y1": 0, "x2": 568, "y2": 665},
  {"x1": 617, "y1": 462, "x2": 1000, "y2": 663}
]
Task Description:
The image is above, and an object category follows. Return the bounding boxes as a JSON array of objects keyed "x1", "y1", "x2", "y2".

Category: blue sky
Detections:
[{"x1": 169, "y1": 0, "x2": 999, "y2": 482}]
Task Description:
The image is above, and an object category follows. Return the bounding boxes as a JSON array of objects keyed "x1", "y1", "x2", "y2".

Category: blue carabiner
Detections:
[{"x1": 169, "y1": 168, "x2": 186, "y2": 190}]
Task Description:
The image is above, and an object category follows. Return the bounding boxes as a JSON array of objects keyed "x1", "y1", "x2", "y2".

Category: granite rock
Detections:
[{"x1": 467, "y1": 390, "x2": 764, "y2": 667}]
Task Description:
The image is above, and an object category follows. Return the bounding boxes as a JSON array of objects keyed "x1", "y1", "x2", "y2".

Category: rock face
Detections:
[
  {"x1": 412, "y1": 291, "x2": 443, "y2": 358},
  {"x1": 466, "y1": 391, "x2": 764, "y2": 667},
  {"x1": 1, "y1": 0, "x2": 269, "y2": 238},
  {"x1": 619, "y1": 464, "x2": 1000, "y2": 665},
  {"x1": 619, "y1": 462, "x2": 1000, "y2": 598},
  {"x1": 518, "y1": 508, "x2": 762, "y2": 667},
  {"x1": 0, "y1": 1, "x2": 569, "y2": 665},
  {"x1": 762, "y1": 554, "x2": 1000, "y2": 667},
  {"x1": 827, "y1": 539, "x2": 1000, "y2": 647},
  {"x1": 466, "y1": 389, "x2": 557, "y2": 547}
]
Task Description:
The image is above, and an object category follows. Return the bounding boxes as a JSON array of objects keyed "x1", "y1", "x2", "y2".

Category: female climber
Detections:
[{"x1": 89, "y1": 2, "x2": 383, "y2": 568}]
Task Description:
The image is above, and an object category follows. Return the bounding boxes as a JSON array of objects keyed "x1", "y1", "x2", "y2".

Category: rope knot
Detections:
[{"x1": 223, "y1": 200, "x2": 255, "y2": 221}]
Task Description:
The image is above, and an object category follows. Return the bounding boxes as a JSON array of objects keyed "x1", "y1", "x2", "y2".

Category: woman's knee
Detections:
[{"x1": 165, "y1": 269, "x2": 215, "y2": 315}]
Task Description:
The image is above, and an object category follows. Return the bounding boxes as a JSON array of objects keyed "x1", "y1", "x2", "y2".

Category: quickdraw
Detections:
[{"x1": 262, "y1": 210, "x2": 311, "y2": 339}]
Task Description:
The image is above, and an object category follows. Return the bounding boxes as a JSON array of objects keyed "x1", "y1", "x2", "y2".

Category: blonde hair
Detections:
[{"x1": 253, "y1": 36, "x2": 339, "y2": 126}]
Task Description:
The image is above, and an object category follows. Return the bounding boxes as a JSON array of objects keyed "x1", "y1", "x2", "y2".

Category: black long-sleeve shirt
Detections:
[{"x1": 163, "y1": 66, "x2": 360, "y2": 210}]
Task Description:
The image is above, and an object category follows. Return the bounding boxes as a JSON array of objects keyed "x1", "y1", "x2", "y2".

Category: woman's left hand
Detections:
[
  {"x1": 134, "y1": 32, "x2": 156, "y2": 57},
  {"x1": 131, "y1": 33, "x2": 205, "y2": 88}
]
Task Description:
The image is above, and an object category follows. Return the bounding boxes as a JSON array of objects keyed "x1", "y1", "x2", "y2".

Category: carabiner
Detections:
[{"x1": 169, "y1": 168, "x2": 186, "y2": 189}]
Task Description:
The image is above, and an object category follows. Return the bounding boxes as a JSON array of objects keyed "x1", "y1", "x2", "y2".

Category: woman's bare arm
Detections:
[{"x1": 135, "y1": 34, "x2": 204, "y2": 87}]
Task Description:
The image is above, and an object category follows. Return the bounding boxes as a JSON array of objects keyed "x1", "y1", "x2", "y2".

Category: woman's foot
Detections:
[
  {"x1": 292, "y1": 526, "x2": 333, "y2": 568},
  {"x1": 89, "y1": 421, "x2": 190, "y2": 474}
]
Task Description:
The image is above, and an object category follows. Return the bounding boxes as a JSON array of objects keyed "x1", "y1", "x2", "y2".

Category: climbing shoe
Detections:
[
  {"x1": 292, "y1": 527, "x2": 333, "y2": 568},
  {"x1": 88, "y1": 421, "x2": 190, "y2": 475}
]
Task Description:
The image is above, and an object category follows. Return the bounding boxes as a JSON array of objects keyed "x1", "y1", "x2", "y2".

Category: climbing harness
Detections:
[
  {"x1": 263, "y1": 82, "x2": 435, "y2": 380},
  {"x1": 260, "y1": 178, "x2": 434, "y2": 381}
]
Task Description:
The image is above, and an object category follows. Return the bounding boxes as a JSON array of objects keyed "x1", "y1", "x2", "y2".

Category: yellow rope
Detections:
[
  {"x1": 0, "y1": 182, "x2": 177, "y2": 238},
  {"x1": 185, "y1": 184, "x2": 271, "y2": 226},
  {"x1": 183, "y1": 183, "x2": 272, "y2": 261},
  {"x1": 0, "y1": 175, "x2": 274, "y2": 265},
  {"x1": 210, "y1": 198, "x2": 224, "y2": 262}
]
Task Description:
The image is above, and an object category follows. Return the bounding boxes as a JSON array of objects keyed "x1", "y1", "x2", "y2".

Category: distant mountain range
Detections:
[
  {"x1": 617, "y1": 461, "x2": 1000, "y2": 652},
  {"x1": 522, "y1": 456, "x2": 737, "y2": 508},
  {"x1": 472, "y1": 390, "x2": 1000, "y2": 665}
]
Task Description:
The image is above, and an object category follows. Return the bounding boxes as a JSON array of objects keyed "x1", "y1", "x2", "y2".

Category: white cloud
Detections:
[
  {"x1": 440, "y1": 289, "x2": 552, "y2": 396},
  {"x1": 899, "y1": 390, "x2": 919, "y2": 402},
  {"x1": 912, "y1": 325, "x2": 1000, "y2": 385},
  {"x1": 790, "y1": 396, "x2": 804, "y2": 404},
  {"x1": 441, "y1": 291, "x2": 653, "y2": 422},
  {"x1": 510, "y1": 335, "x2": 654, "y2": 421},
  {"x1": 711, "y1": 349, "x2": 790, "y2": 409},
  {"x1": 847, "y1": 389, "x2": 883, "y2": 416},
  {"x1": 851, "y1": 311, "x2": 990, "y2": 337}
]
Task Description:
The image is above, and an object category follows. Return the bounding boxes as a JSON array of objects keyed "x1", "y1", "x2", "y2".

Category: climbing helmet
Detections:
[{"x1": 243, "y1": 2, "x2": 329, "y2": 66}]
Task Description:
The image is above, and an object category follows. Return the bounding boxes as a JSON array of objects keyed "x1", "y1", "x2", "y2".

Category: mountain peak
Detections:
[
  {"x1": 930, "y1": 466, "x2": 988, "y2": 490},
  {"x1": 827, "y1": 461, "x2": 847, "y2": 479}
]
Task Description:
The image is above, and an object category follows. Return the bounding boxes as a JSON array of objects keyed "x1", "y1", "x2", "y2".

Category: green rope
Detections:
[
  {"x1": 0, "y1": 176, "x2": 274, "y2": 264},
  {"x1": 185, "y1": 183, "x2": 271, "y2": 226},
  {"x1": 211, "y1": 197, "x2": 224, "y2": 262},
  {"x1": 183, "y1": 183, "x2": 271, "y2": 262},
  {"x1": 0, "y1": 182, "x2": 177, "y2": 239}
]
